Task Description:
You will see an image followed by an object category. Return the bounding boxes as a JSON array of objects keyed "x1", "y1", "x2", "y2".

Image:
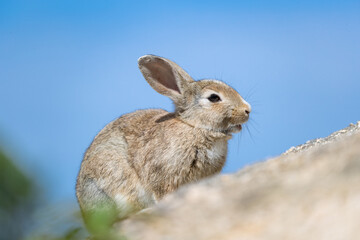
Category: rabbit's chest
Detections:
[
  {"x1": 204, "y1": 139, "x2": 228, "y2": 163},
  {"x1": 186, "y1": 138, "x2": 228, "y2": 178}
]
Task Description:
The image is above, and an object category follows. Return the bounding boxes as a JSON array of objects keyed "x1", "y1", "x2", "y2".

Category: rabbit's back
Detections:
[{"x1": 76, "y1": 109, "x2": 168, "y2": 217}]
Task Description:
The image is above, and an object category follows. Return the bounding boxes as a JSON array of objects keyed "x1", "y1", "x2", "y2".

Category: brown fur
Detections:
[{"x1": 76, "y1": 55, "x2": 251, "y2": 220}]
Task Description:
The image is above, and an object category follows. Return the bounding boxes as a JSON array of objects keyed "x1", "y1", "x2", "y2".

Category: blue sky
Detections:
[{"x1": 0, "y1": 0, "x2": 359, "y2": 203}]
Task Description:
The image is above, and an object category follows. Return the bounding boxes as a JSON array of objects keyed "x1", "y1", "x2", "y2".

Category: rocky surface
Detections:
[{"x1": 118, "y1": 121, "x2": 360, "y2": 240}]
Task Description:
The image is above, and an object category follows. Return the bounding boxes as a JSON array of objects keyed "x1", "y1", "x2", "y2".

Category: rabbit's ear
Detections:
[{"x1": 138, "y1": 55, "x2": 194, "y2": 101}]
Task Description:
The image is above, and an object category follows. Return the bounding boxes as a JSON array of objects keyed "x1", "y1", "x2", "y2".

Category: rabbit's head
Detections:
[{"x1": 138, "y1": 55, "x2": 251, "y2": 135}]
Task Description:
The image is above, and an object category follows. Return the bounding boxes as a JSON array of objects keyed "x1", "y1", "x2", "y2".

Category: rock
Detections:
[{"x1": 118, "y1": 122, "x2": 360, "y2": 240}]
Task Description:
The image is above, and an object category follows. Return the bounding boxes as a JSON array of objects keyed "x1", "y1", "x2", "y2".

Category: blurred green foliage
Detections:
[
  {"x1": 26, "y1": 206, "x2": 125, "y2": 240},
  {"x1": 0, "y1": 149, "x2": 36, "y2": 240},
  {"x1": 82, "y1": 205, "x2": 124, "y2": 240},
  {"x1": 0, "y1": 148, "x2": 124, "y2": 240},
  {"x1": 0, "y1": 150, "x2": 33, "y2": 209}
]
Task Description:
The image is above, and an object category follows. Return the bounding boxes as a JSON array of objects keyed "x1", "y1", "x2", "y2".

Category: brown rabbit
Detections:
[{"x1": 76, "y1": 55, "x2": 251, "y2": 220}]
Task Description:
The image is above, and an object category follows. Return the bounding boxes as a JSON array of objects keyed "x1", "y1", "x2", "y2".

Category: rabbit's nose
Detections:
[
  {"x1": 240, "y1": 98, "x2": 251, "y2": 114},
  {"x1": 243, "y1": 102, "x2": 251, "y2": 117},
  {"x1": 243, "y1": 108, "x2": 250, "y2": 120}
]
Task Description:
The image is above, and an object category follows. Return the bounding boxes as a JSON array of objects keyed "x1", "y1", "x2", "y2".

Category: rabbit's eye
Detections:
[{"x1": 208, "y1": 94, "x2": 221, "y2": 103}]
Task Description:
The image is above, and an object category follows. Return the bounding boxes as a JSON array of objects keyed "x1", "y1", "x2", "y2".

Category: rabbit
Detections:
[{"x1": 76, "y1": 55, "x2": 251, "y2": 221}]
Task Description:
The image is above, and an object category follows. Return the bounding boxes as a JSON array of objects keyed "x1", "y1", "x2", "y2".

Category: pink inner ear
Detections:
[{"x1": 145, "y1": 61, "x2": 181, "y2": 94}]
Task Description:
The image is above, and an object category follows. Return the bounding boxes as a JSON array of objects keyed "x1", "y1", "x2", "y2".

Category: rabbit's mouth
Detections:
[{"x1": 224, "y1": 124, "x2": 242, "y2": 135}]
